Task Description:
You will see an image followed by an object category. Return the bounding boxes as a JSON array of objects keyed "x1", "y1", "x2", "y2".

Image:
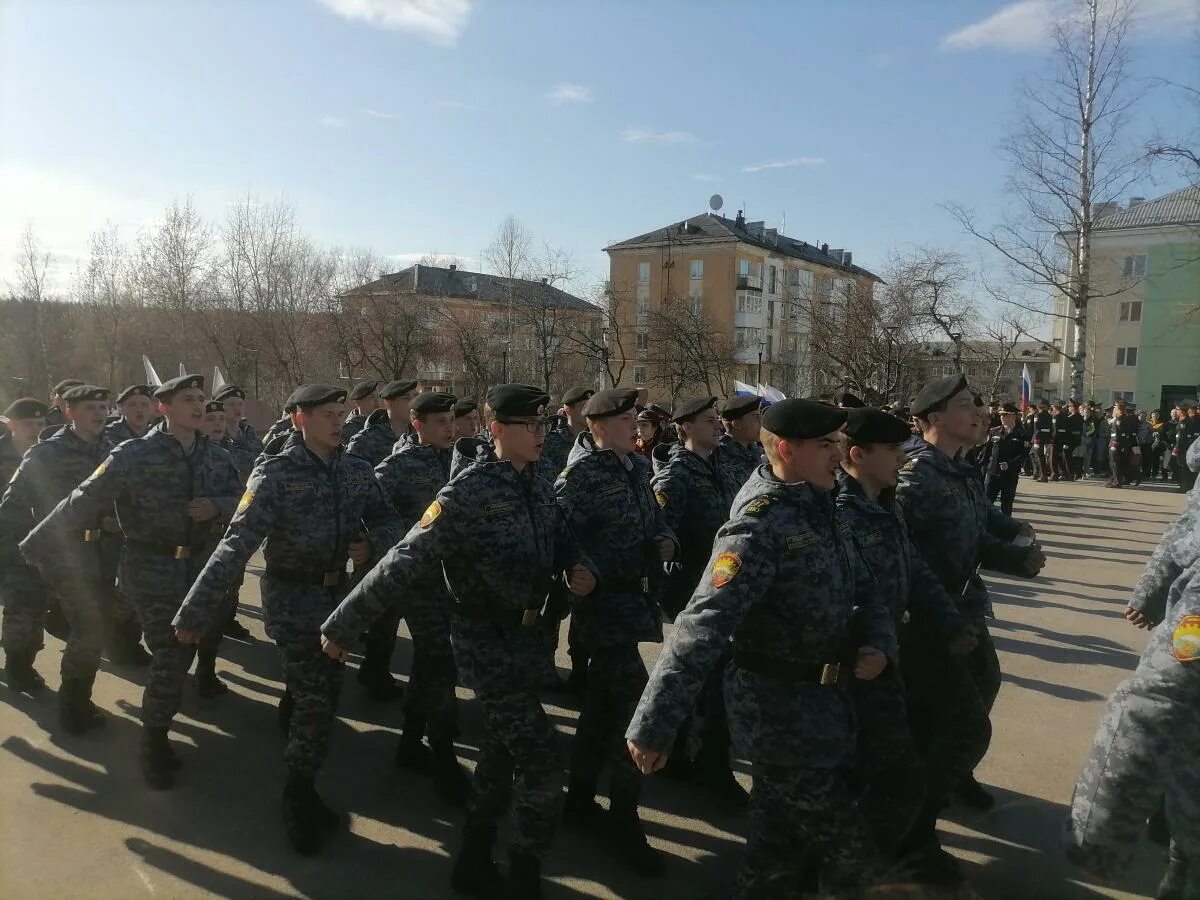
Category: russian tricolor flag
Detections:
[{"x1": 1020, "y1": 364, "x2": 1032, "y2": 413}]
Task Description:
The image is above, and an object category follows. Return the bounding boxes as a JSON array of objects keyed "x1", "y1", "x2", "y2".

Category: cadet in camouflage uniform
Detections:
[
  {"x1": 3, "y1": 386, "x2": 114, "y2": 730},
  {"x1": 0, "y1": 399, "x2": 49, "y2": 693},
  {"x1": 453, "y1": 398, "x2": 481, "y2": 440},
  {"x1": 628, "y1": 399, "x2": 897, "y2": 899},
  {"x1": 42, "y1": 379, "x2": 83, "y2": 431},
  {"x1": 347, "y1": 377, "x2": 419, "y2": 701},
  {"x1": 894, "y1": 374, "x2": 1046, "y2": 878},
  {"x1": 837, "y1": 407, "x2": 979, "y2": 859},
  {"x1": 105, "y1": 384, "x2": 155, "y2": 444},
  {"x1": 175, "y1": 384, "x2": 403, "y2": 855},
  {"x1": 322, "y1": 384, "x2": 596, "y2": 899},
  {"x1": 339, "y1": 379, "x2": 380, "y2": 447},
  {"x1": 717, "y1": 394, "x2": 765, "y2": 486},
  {"x1": 21, "y1": 375, "x2": 240, "y2": 784},
  {"x1": 213, "y1": 384, "x2": 263, "y2": 456},
  {"x1": 374, "y1": 390, "x2": 470, "y2": 804},
  {"x1": 1065, "y1": 554, "x2": 1200, "y2": 900},
  {"x1": 557, "y1": 388, "x2": 678, "y2": 877},
  {"x1": 211, "y1": 387, "x2": 262, "y2": 642},
  {"x1": 1125, "y1": 483, "x2": 1200, "y2": 632},
  {"x1": 539, "y1": 385, "x2": 592, "y2": 480}
]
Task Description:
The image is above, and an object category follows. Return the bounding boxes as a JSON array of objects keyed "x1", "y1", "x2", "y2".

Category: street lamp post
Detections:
[
  {"x1": 949, "y1": 332, "x2": 963, "y2": 369},
  {"x1": 757, "y1": 340, "x2": 766, "y2": 388},
  {"x1": 247, "y1": 349, "x2": 260, "y2": 399},
  {"x1": 502, "y1": 340, "x2": 511, "y2": 382}
]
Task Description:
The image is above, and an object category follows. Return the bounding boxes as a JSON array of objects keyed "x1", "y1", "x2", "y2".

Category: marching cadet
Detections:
[
  {"x1": 1, "y1": 399, "x2": 46, "y2": 487},
  {"x1": 1031, "y1": 399, "x2": 1054, "y2": 482},
  {"x1": 627, "y1": 399, "x2": 896, "y2": 899},
  {"x1": 650, "y1": 396, "x2": 745, "y2": 807},
  {"x1": 43, "y1": 378, "x2": 83, "y2": 430},
  {"x1": 347, "y1": 378, "x2": 418, "y2": 467},
  {"x1": 105, "y1": 384, "x2": 155, "y2": 443},
  {"x1": 212, "y1": 397, "x2": 262, "y2": 644},
  {"x1": 374, "y1": 390, "x2": 471, "y2": 805},
  {"x1": 539, "y1": 386, "x2": 592, "y2": 479},
  {"x1": 175, "y1": 384, "x2": 404, "y2": 855},
  {"x1": 339, "y1": 379, "x2": 381, "y2": 446},
  {"x1": 321, "y1": 384, "x2": 597, "y2": 899},
  {"x1": 453, "y1": 398, "x2": 481, "y2": 440},
  {"x1": 1064, "y1": 400, "x2": 1085, "y2": 479},
  {"x1": 213, "y1": 384, "x2": 263, "y2": 455},
  {"x1": 556, "y1": 387, "x2": 678, "y2": 876},
  {"x1": 21, "y1": 375, "x2": 241, "y2": 784},
  {"x1": 2, "y1": 386, "x2": 113, "y2": 728},
  {"x1": 717, "y1": 394, "x2": 765, "y2": 486},
  {"x1": 982, "y1": 402, "x2": 1027, "y2": 516},
  {"x1": 1049, "y1": 401, "x2": 1074, "y2": 481},
  {"x1": 894, "y1": 374, "x2": 1046, "y2": 879},
  {"x1": 836, "y1": 407, "x2": 977, "y2": 863}
]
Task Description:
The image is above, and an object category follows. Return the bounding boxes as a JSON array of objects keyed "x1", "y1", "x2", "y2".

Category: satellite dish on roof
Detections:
[{"x1": 709, "y1": 194, "x2": 724, "y2": 212}]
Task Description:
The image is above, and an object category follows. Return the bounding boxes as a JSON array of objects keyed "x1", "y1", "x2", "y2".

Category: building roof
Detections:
[
  {"x1": 1094, "y1": 185, "x2": 1200, "y2": 232},
  {"x1": 341, "y1": 264, "x2": 596, "y2": 313},
  {"x1": 913, "y1": 339, "x2": 1055, "y2": 361},
  {"x1": 603, "y1": 212, "x2": 881, "y2": 282}
]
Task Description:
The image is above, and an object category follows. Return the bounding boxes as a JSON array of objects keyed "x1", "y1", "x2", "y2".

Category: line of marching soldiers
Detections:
[{"x1": 1, "y1": 371, "x2": 1061, "y2": 898}]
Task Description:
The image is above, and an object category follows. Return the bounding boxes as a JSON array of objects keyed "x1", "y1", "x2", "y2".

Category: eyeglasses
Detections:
[{"x1": 498, "y1": 417, "x2": 551, "y2": 434}]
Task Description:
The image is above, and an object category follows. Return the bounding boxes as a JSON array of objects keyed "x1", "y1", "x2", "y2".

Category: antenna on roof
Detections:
[{"x1": 709, "y1": 194, "x2": 724, "y2": 213}]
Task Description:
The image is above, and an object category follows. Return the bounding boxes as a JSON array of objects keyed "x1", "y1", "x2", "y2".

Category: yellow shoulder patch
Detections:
[
  {"x1": 236, "y1": 489, "x2": 255, "y2": 515},
  {"x1": 712, "y1": 552, "x2": 742, "y2": 588},
  {"x1": 1172, "y1": 616, "x2": 1200, "y2": 663},
  {"x1": 419, "y1": 499, "x2": 442, "y2": 528},
  {"x1": 654, "y1": 490, "x2": 668, "y2": 509},
  {"x1": 90, "y1": 462, "x2": 107, "y2": 480},
  {"x1": 744, "y1": 496, "x2": 771, "y2": 516},
  {"x1": 560, "y1": 465, "x2": 573, "y2": 480}
]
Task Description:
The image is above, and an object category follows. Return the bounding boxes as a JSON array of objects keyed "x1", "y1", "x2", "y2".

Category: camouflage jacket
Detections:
[
  {"x1": 339, "y1": 411, "x2": 368, "y2": 447},
  {"x1": 346, "y1": 409, "x2": 410, "y2": 467},
  {"x1": 261, "y1": 416, "x2": 294, "y2": 449},
  {"x1": 0, "y1": 433, "x2": 24, "y2": 498},
  {"x1": 321, "y1": 437, "x2": 592, "y2": 651},
  {"x1": 174, "y1": 432, "x2": 404, "y2": 641},
  {"x1": 895, "y1": 437, "x2": 1029, "y2": 620},
  {"x1": 375, "y1": 436, "x2": 451, "y2": 527},
  {"x1": 104, "y1": 418, "x2": 148, "y2": 445},
  {"x1": 219, "y1": 435, "x2": 257, "y2": 485},
  {"x1": 718, "y1": 433, "x2": 765, "y2": 487},
  {"x1": 1128, "y1": 489, "x2": 1200, "y2": 625},
  {"x1": 235, "y1": 419, "x2": 262, "y2": 455},
  {"x1": 626, "y1": 466, "x2": 895, "y2": 767},
  {"x1": 650, "y1": 442, "x2": 741, "y2": 616},
  {"x1": 555, "y1": 432, "x2": 678, "y2": 647},
  {"x1": 835, "y1": 471, "x2": 965, "y2": 639},
  {"x1": 537, "y1": 421, "x2": 576, "y2": 483}
]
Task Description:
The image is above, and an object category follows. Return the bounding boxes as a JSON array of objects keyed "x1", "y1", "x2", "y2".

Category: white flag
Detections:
[
  {"x1": 178, "y1": 363, "x2": 187, "y2": 377},
  {"x1": 142, "y1": 355, "x2": 162, "y2": 387},
  {"x1": 761, "y1": 384, "x2": 787, "y2": 402},
  {"x1": 733, "y1": 380, "x2": 757, "y2": 395},
  {"x1": 212, "y1": 367, "x2": 227, "y2": 394}
]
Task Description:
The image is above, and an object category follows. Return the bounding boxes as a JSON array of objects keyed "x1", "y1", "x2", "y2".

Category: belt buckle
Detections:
[
  {"x1": 81, "y1": 529, "x2": 99, "y2": 543},
  {"x1": 819, "y1": 663, "x2": 840, "y2": 686},
  {"x1": 521, "y1": 608, "x2": 539, "y2": 627},
  {"x1": 173, "y1": 545, "x2": 191, "y2": 560},
  {"x1": 322, "y1": 572, "x2": 341, "y2": 588}
]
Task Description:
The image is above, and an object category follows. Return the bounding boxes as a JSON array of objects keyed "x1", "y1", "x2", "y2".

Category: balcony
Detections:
[{"x1": 736, "y1": 274, "x2": 763, "y2": 292}]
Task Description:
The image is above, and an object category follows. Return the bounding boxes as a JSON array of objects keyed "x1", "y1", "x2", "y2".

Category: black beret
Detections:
[
  {"x1": 972, "y1": 393, "x2": 985, "y2": 407},
  {"x1": 285, "y1": 384, "x2": 347, "y2": 410},
  {"x1": 213, "y1": 384, "x2": 246, "y2": 401},
  {"x1": 843, "y1": 408, "x2": 911, "y2": 445},
  {"x1": 1000, "y1": 402, "x2": 1020, "y2": 413},
  {"x1": 835, "y1": 391, "x2": 865, "y2": 409},
  {"x1": 349, "y1": 380, "x2": 380, "y2": 401},
  {"x1": 718, "y1": 394, "x2": 762, "y2": 420},
  {"x1": 380, "y1": 379, "x2": 419, "y2": 400},
  {"x1": 672, "y1": 396, "x2": 717, "y2": 423},
  {"x1": 117, "y1": 384, "x2": 154, "y2": 403},
  {"x1": 453, "y1": 399, "x2": 478, "y2": 417},
  {"x1": 52, "y1": 378, "x2": 84, "y2": 395},
  {"x1": 63, "y1": 384, "x2": 110, "y2": 404},
  {"x1": 912, "y1": 374, "x2": 969, "y2": 418},
  {"x1": 154, "y1": 374, "x2": 204, "y2": 399},
  {"x1": 3, "y1": 398, "x2": 49, "y2": 420},
  {"x1": 582, "y1": 388, "x2": 638, "y2": 419},
  {"x1": 411, "y1": 392, "x2": 458, "y2": 415},
  {"x1": 636, "y1": 409, "x2": 658, "y2": 422},
  {"x1": 204, "y1": 400, "x2": 225, "y2": 414},
  {"x1": 562, "y1": 386, "x2": 595, "y2": 407},
  {"x1": 486, "y1": 383, "x2": 549, "y2": 418},
  {"x1": 646, "y1": 403, "x2": 672, "y2": 420},
  {"x1": 761, "y1": 399, "x2": 847, "y2": 440}
]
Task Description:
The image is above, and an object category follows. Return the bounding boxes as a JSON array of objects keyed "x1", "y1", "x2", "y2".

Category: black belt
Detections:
[
  {"x1": 602, "y1": 574, "x2": 649, "y2": 593},
  {"x1": 264, "y1": 566, "x2": 346, "y2": 588},
  {"x1": 453, "y1": 604, "x2": 542, "y2": 627},
  {"x1": 733, "y1": 646, "x2": 849, "y2": 686},
  {"x1": 125, "y1": 538, "x2": 206, "y2": 560}
]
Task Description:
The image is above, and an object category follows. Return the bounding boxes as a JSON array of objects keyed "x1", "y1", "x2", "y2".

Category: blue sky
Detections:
[{"x1": 1, "y1": 0, "x2": 1196, "y2": 301}]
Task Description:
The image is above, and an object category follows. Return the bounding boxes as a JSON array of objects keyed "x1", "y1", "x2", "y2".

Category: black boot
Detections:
[
  {"x1": 431, "y1": 742, "x2": 471, "y2": 807},
  {"x1": 954, "y1": 773, "x2": 995, "y2": 810},
  {"x1": 356, "y1": 660, "x2": 403, "y2": 702},
  {"x1": 59, "y1": 674, "x2": 106, "y2": 734},
  {"x1": 562, "y1": 777, "x2": 604, "y2": 829},
  {"x1": 1148, "y1": 802, "x2": 1171, "y2": 847},
  {"x1": 282, "y1": 773, "x2": 322, "y2": 855},
  {"x1": 223, "y1": 617, "x2": 252, "y2": 641},
  {"x1": 194, "y1": 649, "x2": 229, "y2": 698},
  {"x1": 44, "y1": 598, "x2": 70, "y2": 641},
  {"x1": 395, "y1": 710, "x2": 432, "y2": 772},
  {"x1": 693, "y1": 740, "x2": 749, "y2": 811},
  {"x1": 278, "y1": 691, "x2": 294, "y2": 736},
  {"x1": 607, "y1": 789, "x2": 664, "y2": 877},
  {"x1": 450, "y1": 823, "x2": 505, "y2": 895},
  {"x1": 306, "y1": 780, "x2": 349, "y2": 832},
  {"x1": 139, "y1": 726, "x2": 176, "y2": 790},
  {"x1": 1157, "y1": 842, "x2": 1192, "y2": 900},
  {"x1": 106, "y1": 624, "x2": 151, "y2": 666},
  {"x1": 506, "y1": 850, "x2": 543, "y2": 900},
  {"x1": 4, "y1": 649, "x2": 45, "y2": 692},
  {"x1": 564, "y1": 657, "x2": 588, "y2": 698}
]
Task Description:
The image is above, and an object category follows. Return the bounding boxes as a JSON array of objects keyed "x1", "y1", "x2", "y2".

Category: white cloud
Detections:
[
  {"x1": 691, "y1": 173, "x2": 719, "y2": 182},
  {"x1": 942, "y1": 0, "x2": 1199, "y2": 51},
  {"x1": 437, "y1": 100, "x2": 481, "y2": 111},
  {"x1": 622, "y1": 127, "x2": 698, "y2": 145},
  {"x1": 314, "y1": 0, "x2": 474, "y2": 46},
  {"x1": 318, "y1": 115, "x2": 348, "y2": 127},
  {"x1": 547, "y1": 83, "x2": 592, "y2": 105},
  {"x1": 360, "y1": 108, "x2": 400, "y2": 120},
  {"x1": 741, "y1": 157, "x2": 825, "y2": 173}
]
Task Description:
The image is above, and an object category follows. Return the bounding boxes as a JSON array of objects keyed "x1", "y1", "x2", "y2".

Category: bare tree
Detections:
[
  {"x1": 6, "y1": 224, "x2": 56, "y2": 392},
  {"x1": 136, "y1": 197, "x2": 212, "y2": 315},
  {"x1": 75, "y1": 223, "x2": 135, "y2": 387},
  {"x1": 973, "y1": 312, "x2": 1033, "y2": 399},
  {"x1": 948, "y1": 0, "x2": 1148, "y2": 400},
  {"x1": 648, "y1": 297, "x2": 738, "y2": 399},
  {"x1": 511, "y1": 242, "x2": 579, "y2": 391},
  {"x1": 483, "y1": 215, "x2": 533, "y2": 344},
  {"x1": 562, "y1": 280, "x2": 628, "y2": 389}
]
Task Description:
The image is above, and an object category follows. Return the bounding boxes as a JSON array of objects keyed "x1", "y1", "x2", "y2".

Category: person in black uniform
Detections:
[
  {"x1": 1064, "y1": 400, "x2": 1085, "y2": 479},
  {"x1": 1049, "y1": 401, "x2": 1072, "y2": 481},
  {"x1": 1107, "y1": 400, "x2": 1139, "y2": 488},
  {"x1": 983, "y1": 403, "x2": 1026, "y2": 516},
  {"x1": 1031, "y1": 400, "x2": 1053, "y2": 482}
]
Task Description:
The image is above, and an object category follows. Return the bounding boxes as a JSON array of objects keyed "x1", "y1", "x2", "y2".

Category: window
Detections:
[
  {"x1": 637, "y1": 262, "x2": 650, "y2": 284},
  {"x1": 690, "y1": 294, "x2": 703, "y2": 316},
  {"x1": 1119, "y1": 300, "x2": 1142, "y2": 322},
  {"x1": 635, "y1": 331, "x2": 648, "y2": 350},
  {"x1": 689, "y1": 259, "x2": 703, "y2": 279},
  {"x1": 1121, "y1": 254, "x2": 1147, "y2": 278},
  {"x1": 787, "y1": 335, "x2": 799, "y2": 353},
  {"x1": 737, "y1": 258, "x2": 750, "y2": 277},
  {"x1": 1115, "y1": 346, "x2": 1138, "y2": 367},
  {"x1": 736, "y1": 293, "x2": 763, "y2": 314},
  {"x1": 735, "y1": 327, "x2": 764, "y2": 349},
  {"x1": 1112, "y1": 390, "x2": 1135, "y2": 403},
  {"x1": 768, "y1": 265, "x2": 777, "y2": 294},
  {"x1": 636, "y1": 295, "x2": 649, "y2": 315},
  {"x1": 634, "y1": 366, "x2": 646, "y2": 385}
]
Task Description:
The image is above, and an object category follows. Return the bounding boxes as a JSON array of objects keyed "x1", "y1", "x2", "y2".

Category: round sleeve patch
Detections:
[
  {"x1": 419, "y1": 500, "x2": 442, "y2": 528},
  {"x1": 1172, "y1": 616, "x2": 1200, "y2": 663},
  {"x1": 654, "y1": 490, "x2": 668, "y2": 509},
  {"x1": 712, "y1": 552, "x2": 742, "y2": 588},
  {"x1": 236, "y1": 490, "x2": 254, "y2": 514}
]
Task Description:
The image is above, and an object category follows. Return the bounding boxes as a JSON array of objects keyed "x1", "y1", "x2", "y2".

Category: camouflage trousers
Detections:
[
  {"x1": 570, "y1": 641, "x2": 647, "y2": 800},
  {"x1": 279, "y1": 638, "x2": 343, "y2": 778},
  {"x1": 55, "y1": 580, "x2": 107, "y2": 680},
  {"x1": 737, "y1": 762, "x2": 873, "y2": 900},
  {"x1": 851, "y1": 670, "x2": 924, "y2": 854},
  {"x1": 131, "y1": 590, "x2": 198, "y2": 728},
  {"x1": 452, "y1": 618, "x2": 561, "y2": 858},
  {"x1": 402, "y1": 585, "x2": 458, "y2": 746},
  {"x1": 1, "y1": 581, "x2": 46, "y2": 655}
]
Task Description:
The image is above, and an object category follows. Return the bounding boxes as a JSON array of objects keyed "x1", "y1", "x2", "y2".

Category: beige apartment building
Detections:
[{"x1": 603, "y1": 211, "x2": 881, "y2": 401}]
